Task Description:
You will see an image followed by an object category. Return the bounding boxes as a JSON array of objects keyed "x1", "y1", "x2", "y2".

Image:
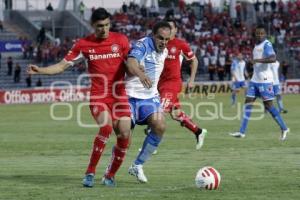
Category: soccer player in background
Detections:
[
  {"x1": 271, "y1": 61, "x2": 288, "y2": 113},
  {"x1": 27, "y1": 8, "x2": 132, "y2": 187},
  {"x1": 229, "y1": 25, "x2": 289, "y2": 140},
  {"x1": 157, "y1": 18, "x2": 207, "y2": 150},
  {"x1": 125, "y1": 21, "x2": 171, "y2": 183},
  {"x1": 230, "y1": 53, "x2": 247, "y2": 106}
]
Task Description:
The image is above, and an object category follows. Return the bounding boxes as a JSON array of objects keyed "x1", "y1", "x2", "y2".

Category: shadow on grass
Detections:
[
  {"x1": 0, "y1": 174, "x2": 81, "y2": 186},
  {"x1": 0, "y1": 174, "x2": 151, "y2": 189}
]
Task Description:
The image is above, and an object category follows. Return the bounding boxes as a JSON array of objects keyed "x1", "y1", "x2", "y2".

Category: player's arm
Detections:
[
  {"x1": 126, "y1": 57, "x2": 152, "y2": 89},
  {"x1": 182, "y1": 42, "x2": 198, "y2": 88},
  {"x1": 188, "y1": 56, "x2": 198, "y2": 88},
  {"x1": 126, "y1": 41, "x2": 152, "y2": 88},
  {"x1": 230, "y1": 62, "x2": 237, "y2": 81},
  {"x1": 27, "y1": 39, "x2": 84, "y2": 75},
  {"x1": 244, "y1": 65, "x2": 249, "y2": 79},
  {"x1": 252, "y1": 41, "x2": 276, "y2": 64},
  {"x1": 231, "y1": 72, "x2": 237, "y2": 81},
  {"x1": 27, "y1": 59, "x2": 71, "y2": 75},
  {"x1": 252, "y1": 54, "x2": 276, "y2": 64}
]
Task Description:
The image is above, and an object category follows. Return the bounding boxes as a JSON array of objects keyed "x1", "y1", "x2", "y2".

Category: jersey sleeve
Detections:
[
  {"x1": 128, "y1": 41, "x2": 146, "y2": 62},
  {"x1": 121, "y1": 35, "x2": 130, "y2": 58},
  {"x1": 64, "y1": 40, "x2": 84, "y2": 65},
  {"x1": 263, "y1": 41, "x2": 275, "y2": 57},
  {"x1": 181, "y1": 41, "x2": 195, "y2": 60}
]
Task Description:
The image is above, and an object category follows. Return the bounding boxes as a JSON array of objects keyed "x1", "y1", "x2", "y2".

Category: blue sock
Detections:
[
  {"x1": 266, "y1": 106, "x2": 288, "y2": 131},
  {"x1": 276, "y1": 96, "x2": 284, "y2": 112},
  {"x1": 239, "y1": 104, "x2": 253, "y2": 134},
  {"x1": 231, "y1": 93, "x2": 236, "y2": 105},
  {"x1": 134, "y1": 131, "x2": 162, "y2": 165}
]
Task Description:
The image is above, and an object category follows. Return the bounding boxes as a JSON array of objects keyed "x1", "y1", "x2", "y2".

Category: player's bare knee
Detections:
[
  {"x1": 263, "y1": 101, "x2": 273, "y2": 110},
  {"x1": 152, "y1": 121, "x2": 166, "y2": 135},
  {"x1": 114, "y1": 116, "x2": 131, "y2": 139}
]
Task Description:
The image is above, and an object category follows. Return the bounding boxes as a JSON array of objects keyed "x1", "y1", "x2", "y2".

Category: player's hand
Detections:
[
  {"x1": 139, "y1": 65, "x2": 145, "y2": 72},
  {"x1": 27, "y1": 64, "x2": 40, "y2": 75},
  {"x1": 187, "y1": 80, "x2": 194, "y2": 89},
  {"x1": 139, "y1": 74, "x2": 152, "y2": 89}
]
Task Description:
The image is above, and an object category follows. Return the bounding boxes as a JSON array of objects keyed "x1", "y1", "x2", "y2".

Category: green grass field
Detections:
[{"x1": 0, "y1": 94, "x2": 299, "y2": 200}]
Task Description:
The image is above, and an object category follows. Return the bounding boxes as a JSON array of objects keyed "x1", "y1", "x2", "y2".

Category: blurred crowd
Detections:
[{"x1": 14, "y1": 0, "x2": 300, "y2": 84}]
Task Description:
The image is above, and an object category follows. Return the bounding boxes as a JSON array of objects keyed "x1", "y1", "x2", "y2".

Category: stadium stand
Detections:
[{"x1": 0, "y1": 0, "x2": 299, "y2": 90}]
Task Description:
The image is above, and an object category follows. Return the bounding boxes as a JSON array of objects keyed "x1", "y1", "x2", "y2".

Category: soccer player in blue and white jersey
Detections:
[
  {"x1": 271, "y1": 61, "x2": 288, "y2": 113},
  {"x1": 125, "y1": 21, "x2": 171, "y2": 183},
  {"x1": 230, "y1": 25, "x2": 289, "y2": 140},
  {"x1": 230, "y1": 53, "x2": 247, "y2": 106}
]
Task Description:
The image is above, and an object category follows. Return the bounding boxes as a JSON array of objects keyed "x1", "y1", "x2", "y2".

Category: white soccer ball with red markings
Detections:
[{"x1": 195, "y1": 166, "x2": 221, "y2": 190}]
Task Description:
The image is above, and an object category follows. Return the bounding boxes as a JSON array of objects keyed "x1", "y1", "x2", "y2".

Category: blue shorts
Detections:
[
  {"x1": 232, "y1": 81, "x2": 246, "y2": 90},
  {"x1": 246, "y1": 81, "x2": 275, "y2": 101},
  {"x1": 129, "y1": 96, "x2": 162, "y2": 127},
  {"x1": 273, "y1": 84, "x2": 281, "y2": 95}
]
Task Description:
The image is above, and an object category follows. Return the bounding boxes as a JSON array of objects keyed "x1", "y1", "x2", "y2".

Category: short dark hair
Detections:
[
  {"x1": 90, "y1": 7, "x2": 111, "y2": 24},
  {"x1": 152, "y1": 21, "x2": 172, "y2": 35},
  {"x1": 256, "y1": 24, "x2": 266, "y2": 30},
  {"x1": 164, "y1": 18, "x2": 177, "y2": 28}
]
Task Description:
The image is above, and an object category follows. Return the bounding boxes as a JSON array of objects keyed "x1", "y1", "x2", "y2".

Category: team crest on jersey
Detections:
[
  {"x1": 111, "y1": 44, "x2": 120, "y2": 53},
  {"x1": 170, "y1": 47, "x2": 177, "y2": 54}
]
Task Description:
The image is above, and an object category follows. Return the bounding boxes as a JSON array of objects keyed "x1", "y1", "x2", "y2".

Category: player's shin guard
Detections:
[
  {"x1": 239, "y1": 104, "x2": 253, "y2": 134},
  {"x1": 105, "y1": 137, "x2": 129, "y2": 178},
  {"x1": 135, "y1": 131, "x2": 162, "y2": 165},
  {"x1": 177, "y1": 111, "x2": 201, "y2": 134},
  {"x1": 266, "y1": 106, "x2": 288, "y2": 131},
  {"x1": 86, "y1": 125, "x2": 113, "y2": 175}
]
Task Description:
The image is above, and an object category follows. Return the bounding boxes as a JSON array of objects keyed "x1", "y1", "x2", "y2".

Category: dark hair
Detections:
[
  {"x1": 256, "y1": 24, "x2": 266, "y2": 30},
  {"x1": 164, "y1": 18, "x2": 177, "y2": 28},
  {"x1": 152, "y1": 21, "x2": 172, "y2": 35},
  {"x1": 90, "y1": 7, "x2": 111, "y2": 24}
]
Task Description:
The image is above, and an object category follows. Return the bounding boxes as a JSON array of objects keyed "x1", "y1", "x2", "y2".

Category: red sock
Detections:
[
  {"x1": 178, "y1": 111, "x2": 200, "y2": 134},
  {"x1": 105, "y1": 137, "x2": 129, "y2": 178},
  {"x1": 85, "y1": 125, "x2": 113, "y2": 175}
]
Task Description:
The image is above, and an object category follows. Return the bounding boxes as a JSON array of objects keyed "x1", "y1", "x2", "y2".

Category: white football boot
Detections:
[
  {"x1": 229, "y1": 132, "x2": 246, "y2": 138},
  {"x1": 128, "y1": 164, "x2": 148, "y2": 183},
  {"x1": 196, "y1": 129, "x2": 207, "y2": 150},
  {"x1": 280, "y1": 128, "x2": 290, "y2": 141}
]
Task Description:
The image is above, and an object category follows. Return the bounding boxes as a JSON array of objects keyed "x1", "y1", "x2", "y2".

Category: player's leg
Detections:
[
  {"x1": 231, "y1": 82, "x2": 239, "y2": 106},
  {"x1": 264, "y1": 100, "x2": 289, "y2": 140},
  {"x1": 230, "y1": 82, "x2": 256, "y2": 138},
  {"x1": 102, "y1": 116, "x2": 131, "y2": 186},
  {"x1": 129, "y1": 112, "x2": 166, "y2": 183},
  {"x1": 171, "y1": 108, "x2": 207, "y2": 150},
  {"x1": 141, "y1": 112, "x2": 166, "y2": 159},
  {"x1": 83, "y1": 103, "x2": 113, "y2": 187},
  {"x1": 231, "y1": 89, "x2": 238, "y2": 106},
  {"x1": 274, "y1": 85, "x2": 287, "y2": 113}
]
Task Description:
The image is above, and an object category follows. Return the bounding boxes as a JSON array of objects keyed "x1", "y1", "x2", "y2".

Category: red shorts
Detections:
[
  {"x1": 160, "y1": 90, "x2": 181, "y2": 113},
  {"x1": 89, "y1": 99, "x2": 131, "y2": 122}
]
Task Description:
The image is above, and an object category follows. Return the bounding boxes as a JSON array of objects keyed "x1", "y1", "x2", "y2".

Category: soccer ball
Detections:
[{"x1": 195, "y1": 166, "x2": 221, "y2": 190}]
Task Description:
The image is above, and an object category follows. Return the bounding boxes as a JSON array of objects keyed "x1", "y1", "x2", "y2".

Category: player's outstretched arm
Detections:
[
  {"x1": 27, "y1": 59, "x2": 71, "y2": 75},
  {"x1": 126, "y1": 57, "x2": 152, "y2": 89}
]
